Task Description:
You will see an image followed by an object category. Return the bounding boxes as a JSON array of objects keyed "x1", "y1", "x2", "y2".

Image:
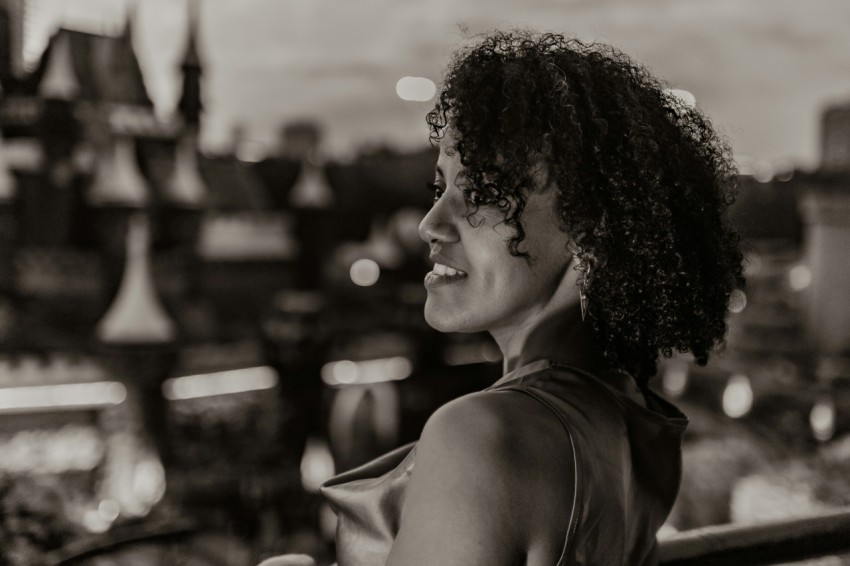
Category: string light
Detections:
[
  {"x1": 162, "y1": 366, "x2": 278, "y2": 400},
  {"x1": 321, "y1": 357, "x2": 413, "y2": 386},
  {"x1": 0, "y1": 382, "x2": 126, "y2": 413}
]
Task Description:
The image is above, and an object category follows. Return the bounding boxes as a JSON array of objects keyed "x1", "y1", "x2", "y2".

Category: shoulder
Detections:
[
  {"x1": 418, "y1": 390, "x2": 575, "y2": 493},
  {"x1": 386, "y1": 390, "x2": 574, "y2": 564},
  {"x1": 409, "y1": 391, "x2": 575, "y2": 553},
  {"x1": 419, "y1": 389, "x2": 570, "y2": 468}
]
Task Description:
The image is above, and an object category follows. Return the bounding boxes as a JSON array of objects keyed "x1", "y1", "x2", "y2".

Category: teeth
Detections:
[{"x1": 432, "y1": 263, "x2": 467, "y2": 277}]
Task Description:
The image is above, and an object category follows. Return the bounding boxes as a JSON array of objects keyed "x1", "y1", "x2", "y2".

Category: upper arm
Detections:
[{"x1": 385, "y1": 391, "x2": 574, "y2": 566}]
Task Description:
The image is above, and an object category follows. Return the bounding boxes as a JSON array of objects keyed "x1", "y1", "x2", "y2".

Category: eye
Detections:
[{"x1": 426, "y1": 182, "x2": 445, "y2": 203}]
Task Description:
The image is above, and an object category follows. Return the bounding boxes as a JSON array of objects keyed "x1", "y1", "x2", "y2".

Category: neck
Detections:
[{"x1": 494, "y1": 301, "x2": 609, "y2": 376}]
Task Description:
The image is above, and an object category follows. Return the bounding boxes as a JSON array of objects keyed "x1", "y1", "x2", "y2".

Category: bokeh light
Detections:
[
  {"x1": 350, "y1": 258, "x2": 380, "y2": 286},
  {"x1": 162, "y1": 366, "x2": 278, "y2": 400},
  {"x1": 321, "y1": 357, "x2": 413, "y2": 386},
  {"x1": 331, "y1": 360, "x2": 358, "y2": 384},
  {"x1": 131, "y1": 455, "x2": 167, "y2": 513},
  {"x1": 789, "y1": 264, "x2": 812, "y2": 291},
  {"x1": 753, "y1": 160, "x2": 775, "y2": 183},
  {"x1": 667, "y1": 88, "x2": 697, "y2": 108},
  {"x1": 728, "y1": 289, "x2": 748, "y2": 313},
  {"x1": 301, "y1": 437, "x2": 335, "y2": 493},
  {"x1": 0, "y1": 381, "x2": 126, "y2": 412},
  {"x1": 662, "y1": 362, "x2": 689, "y2": 397},
  {"x1": 722, "y1": 374, "x2": 754, "y2": 419},
  {"x1": 395, "y1": 76, "x2": 437, "y2": 102},
  {"x1": 83, "y1": 509, "x2": 111, "y2": 533},
  {"x1": 97, "y1": 499, "x2": 120, "y2": 522},
  {"x1": 810, "y1": 398, "x2": 836, "y2": 442}
]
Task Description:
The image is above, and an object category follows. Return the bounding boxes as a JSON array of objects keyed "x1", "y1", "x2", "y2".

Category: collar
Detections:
[{"x1": 486, "y1": 359, "x2": 559, "y2": 390}]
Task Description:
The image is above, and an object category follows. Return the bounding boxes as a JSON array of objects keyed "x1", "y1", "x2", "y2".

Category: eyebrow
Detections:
[{"x1": 435, "y1": 165, "x2": 445, "y2": 178}]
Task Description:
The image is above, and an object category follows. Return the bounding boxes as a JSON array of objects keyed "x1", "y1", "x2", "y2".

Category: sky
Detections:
[{"x1": 24, "y1": 0, "x2": 850, "y2": 169}]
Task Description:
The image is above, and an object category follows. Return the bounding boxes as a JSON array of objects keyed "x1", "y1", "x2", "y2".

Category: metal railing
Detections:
[
  {"x1": 659, "y1": 506, "x2": 850, "y2": 565},
  {"x1": 44, "y1": 518, "x2": 210, "y2": 566},
  {"x1": 43, "y1": 506, "x2": 850, "y2": 565}
]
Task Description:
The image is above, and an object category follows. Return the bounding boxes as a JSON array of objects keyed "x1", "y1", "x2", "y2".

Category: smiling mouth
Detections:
[
  {"x1": 424, "y1": 263, "x2": 469, "y2": 289},
  {"x1": 432, "y1": 262, "x2": 467, "y2": 277}
]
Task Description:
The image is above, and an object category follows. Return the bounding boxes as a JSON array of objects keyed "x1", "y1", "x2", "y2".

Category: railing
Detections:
[
  {"x1": 44, "y1": 506, "x2": 850, "y2": 565},
  {"x1": 43, "y1": 518, "x2": 218, "y2": 566},
  {"x1": 659, "y1": 506, "x2": 850, "y2": 566}
]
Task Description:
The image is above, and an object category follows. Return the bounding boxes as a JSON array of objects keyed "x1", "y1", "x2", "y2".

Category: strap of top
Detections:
[{"x1": 496, "y1": 385, "x2": 582, "y2": 566}]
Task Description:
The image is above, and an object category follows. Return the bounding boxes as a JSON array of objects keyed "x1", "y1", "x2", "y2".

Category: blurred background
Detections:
[{"x1": 1, "y1": 0, "x2": 850, "y2": 564}]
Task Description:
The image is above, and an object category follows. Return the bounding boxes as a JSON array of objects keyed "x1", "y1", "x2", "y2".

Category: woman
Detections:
[{"x1": 263, "y1": 30, "x2": 744, "y2": 566}]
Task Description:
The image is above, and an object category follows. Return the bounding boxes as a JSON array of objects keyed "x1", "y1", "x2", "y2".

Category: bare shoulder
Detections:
[
  {"x1": 419, "y1": 390, "x2": 575, "y2": 510},
  {"x1": 386, "y1": 391, "x2": 574, "y2": 565},
  {"x1": 420, "y1": 389, "x2": 572, "y2": 470}
]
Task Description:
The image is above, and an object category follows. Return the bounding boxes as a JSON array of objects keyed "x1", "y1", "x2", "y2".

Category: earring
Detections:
[{"x1": 579, "y1": 262, "x2": 591, "y2": 322}]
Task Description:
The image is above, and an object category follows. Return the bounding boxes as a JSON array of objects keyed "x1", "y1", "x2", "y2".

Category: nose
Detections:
[{"x1": 418, "y1": 195, "x2": 460, "y2": 247}]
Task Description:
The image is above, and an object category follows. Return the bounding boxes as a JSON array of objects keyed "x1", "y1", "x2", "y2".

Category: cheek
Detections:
[
  {"x1": 470, "y1": 217, "x2": 525, "y2": 280},
  {"x1": 472, "y1": 249, "x2": 537, "y2": 305},
  {"x1": 477, "y1": 233, "x2": 568, "y2": 305},
  {"x1": 487, "y1": 254, "x2": 528, "y2": 290}
]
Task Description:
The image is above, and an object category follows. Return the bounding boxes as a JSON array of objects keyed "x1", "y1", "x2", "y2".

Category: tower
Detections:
[
  {"x1": 161, "y1": 0, "x2": 207, "y2": 248},
  {"x1": 284, "y1": 121, "x2": 335, "y2": 288},
  {"x1": 98, "y1": 2, "x2": 152, "y2": 107},
  {"x1": 176, "y1": 0, "x2": 202, "y2": 129},
  {"x1": 96, "y1": 213, "x2": 178, "y2": 467},
  {"x1": 96, "y1": 214, "x2": 175, "y2": 345},
  {"x1": 15, "y1": 28, "x2": 81, "y2": 245},
  {"x1": 821, "y1": 102, "x2": 850, "y2": 173},
  {"x1": 37, "y1": 29, "x2": 80, "y2": 101}
]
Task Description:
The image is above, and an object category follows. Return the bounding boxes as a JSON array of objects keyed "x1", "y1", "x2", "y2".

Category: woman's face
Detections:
[{"x1": 418, "y1": 138, "x2": 574, "y2": 336}]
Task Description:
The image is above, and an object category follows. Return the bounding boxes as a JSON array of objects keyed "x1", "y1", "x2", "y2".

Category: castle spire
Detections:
[
  {"x1": 177, "y1": 0, "x2": 203, "y2": 127},
  {"x1": 97, "y1": 214, "x2": 176, "y2": 345},
  {"x1": 285, "y1": 122, "x2": 334, "y2": 209},
  {"x1": 88, "y1": 135, "x2": 149, "y2": 206},
  {"x1": 164, "y1": 132, "x2": 206, "y2": 206},
  {"x1": 110, "y1": 0, "x2": 152, "y2": 106},
  {"x1": 38, "y1": 30, "x2": 80, "y2": 100},
  {"x1": 288, "y1": 159, "x2": 334, "y2": 209}
]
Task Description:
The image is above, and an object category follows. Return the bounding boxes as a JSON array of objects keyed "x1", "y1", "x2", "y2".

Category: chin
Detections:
[
  {"x1": 423, "y1": 305, "x2": 456, "y2": 333},
  {"x1": 423, "y1": 300, "x2": 480, "y2": 334}
]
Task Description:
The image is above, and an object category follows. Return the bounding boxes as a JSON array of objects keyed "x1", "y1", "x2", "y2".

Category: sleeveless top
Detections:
[{"x1": 320, "y1": 359, "x2": 689, "y2": 566}]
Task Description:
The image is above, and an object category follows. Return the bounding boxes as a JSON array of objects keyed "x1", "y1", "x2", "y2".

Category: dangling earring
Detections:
[{"x1": 579, "y1": 262, "x2": 591, "y2": 322}]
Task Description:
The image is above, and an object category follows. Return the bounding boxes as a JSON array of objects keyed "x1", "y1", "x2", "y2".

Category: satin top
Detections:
[{"x1": 320, "y1": 359, "x2": 688, "y2": 566}]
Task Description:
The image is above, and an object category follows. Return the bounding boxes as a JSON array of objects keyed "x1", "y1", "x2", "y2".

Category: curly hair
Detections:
[{"x1": 426, "y1": 30, "x2": 745, "y2": 387}]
